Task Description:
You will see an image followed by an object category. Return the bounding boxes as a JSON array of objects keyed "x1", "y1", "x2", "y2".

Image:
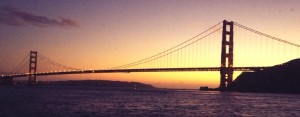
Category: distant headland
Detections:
[
  {"x1": 228, "y1": 58, "x2": 300, "y2": 94},
  {"x1": 13, "y1": 80, "x2": 156, "y2": 90}
]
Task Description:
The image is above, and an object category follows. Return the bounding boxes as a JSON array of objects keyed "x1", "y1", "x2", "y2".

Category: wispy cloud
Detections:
[{"x1": 0, "y1": 6, "x2": 79, "y2": 27}]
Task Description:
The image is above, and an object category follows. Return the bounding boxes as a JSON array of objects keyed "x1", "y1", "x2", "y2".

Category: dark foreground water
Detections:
[{"x1": 0, "y1": 86, "x2": 299, "y2": 117}]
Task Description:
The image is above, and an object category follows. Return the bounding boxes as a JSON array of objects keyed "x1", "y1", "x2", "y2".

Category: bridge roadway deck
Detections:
[{"x1": 1, "y1": 67, "x2": 269, "y2": 78}]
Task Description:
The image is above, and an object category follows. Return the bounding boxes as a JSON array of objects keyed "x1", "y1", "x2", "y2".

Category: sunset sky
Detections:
[{"x1": 1, "y1": 0, "x2": 300, "y2": 89}]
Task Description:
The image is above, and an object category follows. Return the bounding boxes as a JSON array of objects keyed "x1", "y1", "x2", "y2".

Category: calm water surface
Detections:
[{"x1": 0, "y1": 86, "x2": 299, "y2": 117}]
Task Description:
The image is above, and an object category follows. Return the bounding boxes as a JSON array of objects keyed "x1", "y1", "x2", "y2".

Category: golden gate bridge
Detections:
[{"x1": 1, "y1": 20, "x2": 300, "y2": 90}]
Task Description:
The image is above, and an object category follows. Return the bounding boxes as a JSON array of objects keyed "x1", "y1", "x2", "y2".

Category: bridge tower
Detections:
[
  {"x1": 28, "y1": 51, "x2": 37, "y2": 85},
  {"x1": 220, "y1": 20, "x2": 234, "y2": 90}
]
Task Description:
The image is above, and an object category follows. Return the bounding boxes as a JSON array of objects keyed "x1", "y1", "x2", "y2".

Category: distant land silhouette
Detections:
[
  {"x1": 229, "y1": 58, "x2": 300, "y2": 94},
  {"x1": 13, "y1": 80, "x2": 156, "y2": 90}
]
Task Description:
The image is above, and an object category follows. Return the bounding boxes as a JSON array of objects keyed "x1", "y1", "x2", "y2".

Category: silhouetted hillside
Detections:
[
  {"x1": 15, "y1": 80, "x2": 156, "y2": 89},
  {"x1": 229, "y1": 59, "x2": 300, "y2": 93}
]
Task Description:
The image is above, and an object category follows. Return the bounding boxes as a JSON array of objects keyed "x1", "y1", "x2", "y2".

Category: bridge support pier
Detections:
[
  {"x1": 220, "y1": 20, "x2": 234, "y2": 91},
  {"x1": 0, "y1": 77, "x2": 13, "y2": 85},
  {"x1": 28, "y1": 51, "x2": 37, "y2": 85}
]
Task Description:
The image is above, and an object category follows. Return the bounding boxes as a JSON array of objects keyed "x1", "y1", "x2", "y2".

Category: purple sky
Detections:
[{"x1": 1, "y1": 0, "x2": 300, "y2": 88}]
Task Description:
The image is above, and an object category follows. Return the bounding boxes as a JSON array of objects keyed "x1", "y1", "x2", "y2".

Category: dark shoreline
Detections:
[
  {"x1": 227, "y1": 58, "x2": 300, "y2": 94},
  {"x1": 11, "y1": 80, "x2": 156, "y2": 90}
]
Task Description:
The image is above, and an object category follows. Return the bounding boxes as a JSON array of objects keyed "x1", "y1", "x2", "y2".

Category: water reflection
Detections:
[{"x1": 0, "y1": 86, "x2": 299, "y2": 116}]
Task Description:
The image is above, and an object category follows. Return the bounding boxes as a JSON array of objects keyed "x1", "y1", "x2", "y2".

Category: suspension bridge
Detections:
[{"x1": 1, "y1": 20, "x2": 300, "y2": 90}]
